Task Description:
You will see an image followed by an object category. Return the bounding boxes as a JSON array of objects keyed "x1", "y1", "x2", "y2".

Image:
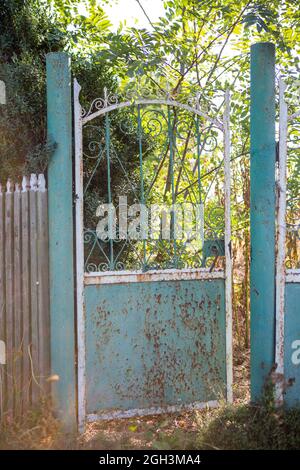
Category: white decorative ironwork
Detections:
[
  {"x1": 82, "y1": 87, "x2": 119, "y2": 119},
  {"x1": 81, "y1": 86, "x2": 224, "y2": 130}
]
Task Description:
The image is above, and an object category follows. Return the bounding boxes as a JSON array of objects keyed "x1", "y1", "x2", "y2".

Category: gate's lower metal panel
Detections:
[
  {"x1": 84, "y1": 278, "x2": 226, "y2": 417},
  {"x1": 86, "y1": 399, "x2": 219, "y2": 421},
  {"x1": 284, "y1": 281, "x2": 300, "y2": 407}
]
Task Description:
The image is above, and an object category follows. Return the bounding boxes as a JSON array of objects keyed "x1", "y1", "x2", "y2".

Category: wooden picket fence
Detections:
[{"x1": 0, "y1": 174, "x2": 50, "y2": 419}]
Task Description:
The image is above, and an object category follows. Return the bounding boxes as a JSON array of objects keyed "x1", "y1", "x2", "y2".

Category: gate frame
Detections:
[
  {"x1": 275, "y1": 77, "x2": 300, "y2": 403},
  {"x1": 74, "y1": 80, "x2": 232, "y2": 431}
]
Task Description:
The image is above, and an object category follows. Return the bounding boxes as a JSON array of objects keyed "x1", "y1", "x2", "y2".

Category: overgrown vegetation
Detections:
[
  {"x1": 2, "y1": 402, "x2": 300, "y2": 450},
  {"x1": 1, "y1": 0, "x2": 300, "y2": 449},
  {"x1": 2, "y1": 0, "x2": 300, "y2": 345},
  {"x1": 1, "y1": 348, "x2": 299, "y2": 450},
  {"x1": 0, "y1": 0, "x2": 114, "y2": 179}
]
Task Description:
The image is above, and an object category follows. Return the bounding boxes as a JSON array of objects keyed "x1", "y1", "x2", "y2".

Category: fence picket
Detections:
[
  {"x1": 21, "y1": 176, "x2": 31, "y2": 410},
  {"x1": 13, "y1": 183, "x2": 22, "y2": 415},
  {"x1": 37, "y1": 174, "x2": 50, "y2": 392},
  {"x1": 29, "y1": 174, "x2": 40, "y2": 404},
  {"x1": 0, "y1": 174, "x2": 50, "y2": 419},
  {"x1": 0, "y1": 183, "x2": 5, "y2": 419},
  {"x1": 5, "y1": 180, "x2": 14, "y2": 415}
]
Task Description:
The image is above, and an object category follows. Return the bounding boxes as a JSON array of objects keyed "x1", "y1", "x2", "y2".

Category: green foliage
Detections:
[
  {"x1": 1, "y1": 0, "x2": 300, "y2": 334},
  {"x1": 0, "y1": 0, "x2": 115, "y2": 182},
  {"x1": 242, "y1": 3, "x2": 277, "y2": 33},
  {"x1": 196, "y1": 403, "x2": 300, "y2": 450},
  {"x1": 0, "y1": 58, "x2": 47, "y2": 180},
  {"x1": 96, "y1": 0, "x2": 300, "y2": 335},
  {"x1": 25, "y1": 140, "x2": 57, "y2": 174},
  {"x1": 0, "y1": 0, "x2": 65, "y2": 181}
]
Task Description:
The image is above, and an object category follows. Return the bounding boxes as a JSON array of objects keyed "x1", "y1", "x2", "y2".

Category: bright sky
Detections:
[{"x1": 102, "y1": 0, "x2": 165, "y2": 31}]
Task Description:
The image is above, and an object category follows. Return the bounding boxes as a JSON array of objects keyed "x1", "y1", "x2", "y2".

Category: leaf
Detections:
[{"x1": 128, "y1": 425, "x2": 138, "y2": 432}]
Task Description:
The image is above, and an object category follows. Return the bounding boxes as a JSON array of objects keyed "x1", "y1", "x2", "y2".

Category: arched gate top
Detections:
[{"x1": 74, "y1": 78, "x2": 225, "y2": 131}]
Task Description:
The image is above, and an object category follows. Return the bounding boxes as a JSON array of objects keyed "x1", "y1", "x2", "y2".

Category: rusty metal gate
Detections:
[
  {"x1": 74, "y1": 80, "x2": 232, "y2": 430},
  {"x1": 275, "y1": 78, "x2": 300, "y2": 405}
]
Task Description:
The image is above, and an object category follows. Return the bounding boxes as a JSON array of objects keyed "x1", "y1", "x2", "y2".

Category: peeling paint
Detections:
[{"x1": 84, "y1": 278, "x2": 226, "y2": 416}]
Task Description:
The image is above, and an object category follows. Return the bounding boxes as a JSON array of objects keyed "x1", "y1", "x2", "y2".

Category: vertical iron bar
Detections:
[
  {"x1": 195, "y1": 116, "x2": 204, "y2": 248},
  {"x1": 137, "y1": 105, "x2": 146, "y2": 269},
  {"x1": 224, "y1": 90, "x2": 233, "y2": 404},
  {"x1": 196, "y1": 116, "x2": 202, "y2": 204},
  {"x1": 167, "y1": 106, "x2": 176, "y2": 262},
  {"x1": 105, "y1": 112, "x2": 114, "y2": 270}
]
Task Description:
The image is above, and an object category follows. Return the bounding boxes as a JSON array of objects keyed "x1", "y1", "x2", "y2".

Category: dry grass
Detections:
[
  {"x1": 0, "y1": 346, "x2": 252, "y2": 450},
  {"x1": 3, "y1": 345, "x2": 300, "y2": 450},
  {"x1": 0, "y1": 399, "x2": 62, "y2": 450},
  {"x1": 78, "y1": 344, "x2": 251, "y2": 450}
]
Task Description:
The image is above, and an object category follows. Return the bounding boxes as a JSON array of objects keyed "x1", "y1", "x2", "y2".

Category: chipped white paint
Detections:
[
  {"x1": 0, "y1": 341, "x2": 5, "y2": 365},
  {"x1": 6, "y1": 179, "x2": 12, "y2": 194},
  {"x1": 22, "y1": 175, "x2": 29, "y2": 192},
  {"x1": 224, "y1": 89, "x2": 233, "y2": 404},
  {"x1": 0, "y1": 80, "x2": 6, "y2": 105},
  {"x1": 275, "y1": 78, "x2": 288, "y2": 405},
  {"x1": 30, "y1": 173, "x2": 38, "y2": 191},
  {"x1": 286, "y1": 270, "x2": 300, "y2": 283},
  {"x1": 85, "y1": 268, "x2": 225, "y2": 285},
  {"x1": 86, "y1": 400, "x2": 219, "y2": 422},
  {"x1": 74, "y1": 78, "x2": 86, "y2": 433},
  {"x1": 38, "y1": 174, "x2": 46, "y2": 192},
  {"x1": 82, "y1": 98, "x2": 224, "y2": 130}
]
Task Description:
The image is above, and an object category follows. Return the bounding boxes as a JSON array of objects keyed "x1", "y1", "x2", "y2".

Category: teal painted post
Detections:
[
  {"x1": 46, "y1": 53, "x2": 76, "y2": 430},
  {"x1": 250, "y1": 43, "x2": 276, "y2": 401}
]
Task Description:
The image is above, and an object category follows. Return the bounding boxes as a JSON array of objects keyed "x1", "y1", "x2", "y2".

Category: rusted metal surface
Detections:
[
  {"x1": 86, "y1": 399, "x2": 219, "y2": 421},
  {"x1": 84, "y1": 278, "x2": 226, "y2": 417},
  {"x1": 286, "y1": 271, "x2": 300, "y2": 283},
  {"x1": 224, "y1": 89, "x2": 233, "y2": 404},
  {"x1": 74, "y1": 78, "x2": 232, "y2": 427},
  {"x1": 284, "y1": 282, "x2": 300, "y2": 407},
  {"x1": 275, "y1": 77, "x2": 300, "y2": 407},
  {"x1": 275, "y1": 78, "x2": 288, "y2": 404},
  {"x1": 74, "y1": 78, "x2": 86, "y2": 432},
  {"x1": 84, "y1": 268, "x2": 224, "y2": 285}
]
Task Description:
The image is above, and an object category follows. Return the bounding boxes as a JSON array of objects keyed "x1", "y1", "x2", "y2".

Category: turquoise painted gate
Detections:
[
  {"x1": 249, "y1": 44, "x2": 300, "y2": 407},
  {"x1": 275, "y1": 78, "x2": 300, "y2": 406},
  {"x1": 73, "y1": 80, "x2": 232, "y2": 429}
]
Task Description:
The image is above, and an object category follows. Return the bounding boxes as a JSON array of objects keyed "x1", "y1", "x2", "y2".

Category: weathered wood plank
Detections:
[
  {"x1": 13, "y1": 183, "x2": 22, "y2": 415},
  {"x1": 29, "y1": 174, "x2": 40, "y2": 404},
  {"x1": 0, "y1": 174, "x2": 51, "y2": 414},
  {"x1": 37, "y1": 175, "x2": 50, "y2": 393},
  {"x1": 0, "y1": 183, "x2": 6, "y2": 419},
  {"x1": 5, "y1": 180, "x2": 14, "y2": 416},
  {"x1": 21, "y1": 177, "x2": 31, "y2": 410}
]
